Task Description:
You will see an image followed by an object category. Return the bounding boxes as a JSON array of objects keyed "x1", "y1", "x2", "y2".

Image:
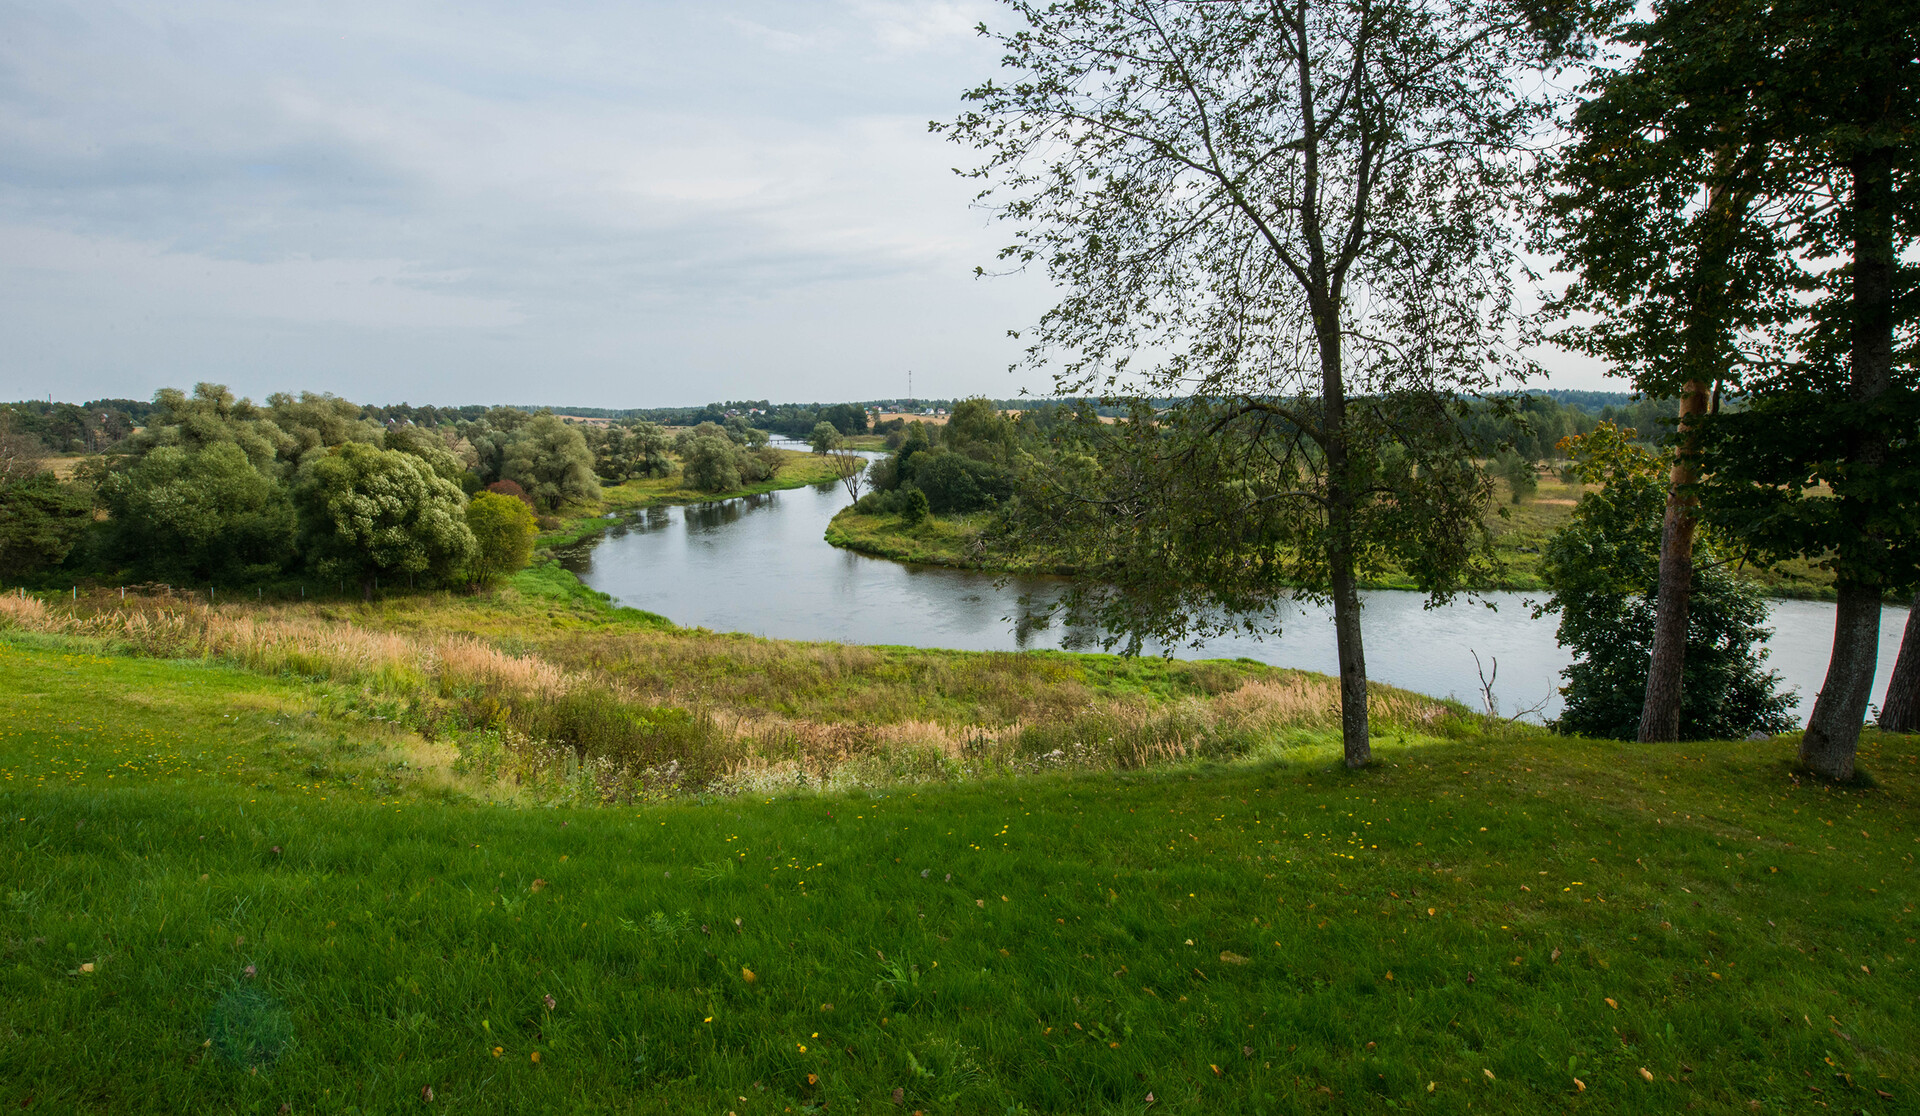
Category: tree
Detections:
[
  {"x1": 946, "y1": 0, "x2": 1589, "y2": 765},
  {"x1": 1680, "y1": 0, "x2": 1920, "y2": 779},
  {"x1": 809, "y1": 421, "x2": 842, "y2": 455},
  {"x1": 681, "y1": 434, "x2": 742, "y2": 493},
  {"x1": 900, "y1": 487, "x2": 930, "y2": 527},
  {"x1": 1493, "y1": 451, "x2": 1539, "y2": 504},
  {"x1": 502, "y1": 414, "x2": 601, "y2": 511},
  {"x1": 1540, "y1": 424, "x2": 1795, "y2": 740},
  {"x1": 1881, "y1": 598, "x2": 1920, "y2": 732},
  {"x1": 830, "y1": 450, "x2": 869, "y2": 503},
  {"x1": 1544, "y1": 0, "x2": 1821, "y2": 746},
  {"x1": 465, "y1": 492, "x2": 538, "y2": 587},
  {"x1": 0, "y1": 411, "x2": 45, "y2": 484},
  {"x1": 296, "y1": 443, "x2": 476, "y2": 598},
  {"x1": 100, "y1": 443, "x2": 297, "y2": 584},
  {"x1": 0, "y1": 472, "x2": 93, "y2": 581}
]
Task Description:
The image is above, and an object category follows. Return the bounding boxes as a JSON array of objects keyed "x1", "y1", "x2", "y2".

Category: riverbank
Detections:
[
  {"x1": 537, "y1": 448, "x2": 843, "y2": 549},
  {"x1": 3, "y1": 595, "x2": 1913, "y2": 1111},
  {"x1": 826, "y1": 473, "x2": 1845, "y2": 599}
]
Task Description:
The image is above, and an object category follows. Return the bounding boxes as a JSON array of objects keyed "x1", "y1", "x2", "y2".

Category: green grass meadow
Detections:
[{"x1": 4, "y1": 636, "x2": 1918, "y2": 1114}]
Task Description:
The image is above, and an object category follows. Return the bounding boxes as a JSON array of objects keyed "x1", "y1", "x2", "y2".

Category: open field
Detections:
[{"x1": 1, "y1": 592, "x2": 1915, "y2": 1113}]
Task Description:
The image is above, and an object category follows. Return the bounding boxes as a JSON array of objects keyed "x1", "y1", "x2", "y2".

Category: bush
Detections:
[
  {"x1": 1542, "y1": 424, "x2": 1795, "y2": 740},
  {"x1": 465, "y1": 492, "x2": 538, "y2": 586},
  {"x1": 901, "y1": 488, "x2": 930, "y2": 526}
]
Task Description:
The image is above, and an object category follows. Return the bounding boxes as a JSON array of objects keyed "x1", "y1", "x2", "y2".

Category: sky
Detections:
[{"x1": 0, "y1": 0, "x2": 1610, "y2": 409}]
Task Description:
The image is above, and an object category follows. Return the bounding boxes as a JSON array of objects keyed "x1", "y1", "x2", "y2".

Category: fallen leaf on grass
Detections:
[
  {"x1": 1484, "y1": 1069, "x2": 1495, "y2": 1081},
  {"x1": 1219, "y1": 951, "x2": 1249, "y2": 965},
  {"x1": 806, "y1": 1074, "x2": 817, "y2": 1086},
  {"x1": 1639, "y1": 1067, "x2": 1654, "y2": 1082},
  {"x1": 1574, "y1": 1078, "x2": 1585, "y2": 1092},
  {"x1": 529, "y1": 879, "x2": 546, "y2": 892},
  {"x1": 78, "y1": 962, "x2": 94, "y2": 974},
  {"x1": 741, "y1": 967, "x2": 756, "y2": 983},
  {"x1": 891, "y1": 1087, "x2": 903, "y2": 1105},
  {"x1": 1605, "y1": 998, "x2": 1617, "y2": 1009},
  {"x1": 976, "y1": 899, "x2": 985, "y2": 908},
  {"x1": 421, "y1": 1085, "x2": 434, "y2": 1103},
  {"x1": 1210, "y1": 1064, "x2": 1222, "y2": 1076},
  {"x1": 1551, "y1": 948, "x2": 1561, "y2": 963}
]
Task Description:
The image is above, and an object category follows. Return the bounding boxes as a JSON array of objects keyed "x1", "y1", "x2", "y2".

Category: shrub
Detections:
[
  {"x1": 1542, "y1": 424, "x2": 1795, "y2": 740},
  {"x1": 465, "y1": 492, "x2": 538, "y2": 586},
  {"x1": 901, "y1": 488, "x2": 930, "y2": 526}
]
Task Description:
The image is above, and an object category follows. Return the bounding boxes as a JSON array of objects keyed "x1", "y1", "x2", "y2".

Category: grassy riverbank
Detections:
[
  {"x1": 538, "y1": 449, "x2": 843, "y2": 550},
  {"x1": 2, "y1": 597, "x2": 1915, "y2": 1112},
  {"x1": 827, "y1": 473, "x2": 1844, "y2": 599}
]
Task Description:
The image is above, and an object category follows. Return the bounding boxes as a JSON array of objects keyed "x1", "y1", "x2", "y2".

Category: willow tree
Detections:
[{"x1": 945, "y1": 0, "x2": 1597, "y2": 766}]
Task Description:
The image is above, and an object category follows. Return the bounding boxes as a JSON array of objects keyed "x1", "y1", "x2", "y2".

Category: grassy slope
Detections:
[
  {"x1": 828, "y1": 474, "x2": 1843, "y2": 598},
  {"x1": 3, "y1": 634, "x2": 1916, "y2": 1113}
]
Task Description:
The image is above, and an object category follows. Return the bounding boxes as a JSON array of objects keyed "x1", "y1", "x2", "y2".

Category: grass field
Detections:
[{"x1": 2, "y1": 586, "x2": 1916, "y2": 1113}]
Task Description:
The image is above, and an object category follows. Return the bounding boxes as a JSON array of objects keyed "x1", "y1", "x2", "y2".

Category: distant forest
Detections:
[{"x1": 1, "y1": 387, "x2": 1670, "y2": 457}]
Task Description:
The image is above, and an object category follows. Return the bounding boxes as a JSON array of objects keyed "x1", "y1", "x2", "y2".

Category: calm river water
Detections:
[{"x1": 561, "y1": 450, "x2": 1909, "y2": 725}]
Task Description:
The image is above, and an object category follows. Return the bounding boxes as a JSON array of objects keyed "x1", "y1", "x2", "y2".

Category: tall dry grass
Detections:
[{"x1": 1, "y1": 590, "x2": 1470, "y2": 800}]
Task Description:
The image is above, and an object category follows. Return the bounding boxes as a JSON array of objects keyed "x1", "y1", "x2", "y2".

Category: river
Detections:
[{"x1": 559, "y1": 451, "x2": 1909, "y2": 725}]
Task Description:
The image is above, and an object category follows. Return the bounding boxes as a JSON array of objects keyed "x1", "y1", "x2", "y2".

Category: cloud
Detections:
[
  {"x1": 0, "y1": 1, "x2": 1611, "y2": 406},
  {"x1": 844, "y1": 0, "x2": 995, "y2": 54}
]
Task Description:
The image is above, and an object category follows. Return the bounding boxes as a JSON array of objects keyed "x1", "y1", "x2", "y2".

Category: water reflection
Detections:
[{"x1": 568, "y1": 452, "x2": 1908, "y2": 724}]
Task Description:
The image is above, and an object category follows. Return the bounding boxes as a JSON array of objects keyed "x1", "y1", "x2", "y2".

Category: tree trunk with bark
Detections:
[
  {"x1": 1318, "y1": 308, "x2": 1371, "y2": 769},
  {"x1": 1639, "y1": 378, "x2": 1709, "y2": 741},
  {"x1": 1801, "y1": 148, "x2": 1895, "y2": 779},
  {"x1": 1877, "y1": 594, "x2": 1920, "y2": 732}
]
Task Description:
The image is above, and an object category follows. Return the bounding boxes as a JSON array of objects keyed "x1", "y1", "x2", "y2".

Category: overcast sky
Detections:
[{"x1": 0, "y1": 0, "x2": 1609, "y2": 409}]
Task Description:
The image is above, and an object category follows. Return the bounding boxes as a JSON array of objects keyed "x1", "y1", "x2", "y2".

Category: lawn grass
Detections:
[{"x1": 3, "y1": 632, "x2": 1916, "y2": 1114}]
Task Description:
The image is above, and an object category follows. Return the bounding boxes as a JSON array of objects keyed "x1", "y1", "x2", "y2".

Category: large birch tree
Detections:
[{"x1": 945, "y1": 0, "x2": 1598, "y2": 766}]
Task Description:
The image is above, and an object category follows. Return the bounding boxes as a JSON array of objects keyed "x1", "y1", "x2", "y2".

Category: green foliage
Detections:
[
  {"x1": 1541, "y1": 424, "x2": 1795, "y2": 740},
  {"x1": 465, "y1": 492, "x2": 538, "y2": 586},
  {"x1": 101, "y1": 444, "x2": 297, "y2": 584},
  {"x1": 383, "y1": 426, "x2": 470, "y2": 485},
  {"x1": 900, "y1": 487, "x2": 930, "y2": 527},
  {"x1": 674, "y1": 424, "x2": 783, "y2": 493},
  {"x1": 911, "y1": 449, "x2": 1013, "y2": 515},
  {"x1": 808, "y1": 421, "x2": 841, "y2": 454},
  {"x1": 501, "y1": 414, "x2": 601, "y2": 512},
  {"x1": 0, "y1": 473, "x2": 93, "y2": 580},
  {"x1": 295, "y1": 443, "x2": 476, "y2": 595},
  {"x1": 590, "y1": 421, "x2": 673, "y2": 481},
  {"x1": 680, "y1": 433, "x2": 742, "y2": 493}
]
